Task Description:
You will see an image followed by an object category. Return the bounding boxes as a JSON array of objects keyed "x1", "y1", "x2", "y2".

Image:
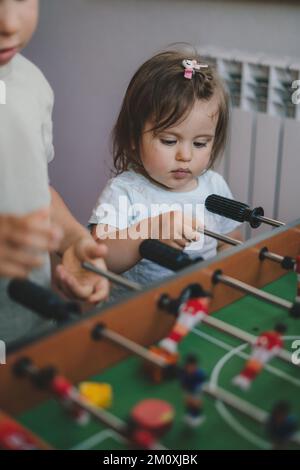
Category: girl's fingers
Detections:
[
  {"x1": 182, "y1": 224, "x2": 200, "y2": 242},
  {"x1": 75, "y1": 238, "x2": 108, "y2": 263},
  {"x1": 172, "y1": 238, "x2": 188, "y2": 249}
]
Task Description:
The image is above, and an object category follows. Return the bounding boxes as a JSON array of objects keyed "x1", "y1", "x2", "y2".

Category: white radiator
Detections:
[{"x1": 200, "y1": 46, "x2": 300, "y2": 238}]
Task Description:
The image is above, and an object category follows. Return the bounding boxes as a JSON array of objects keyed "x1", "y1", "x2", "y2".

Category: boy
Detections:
[{"x1": 0, "y1": 0, "x2": 109, "y2": 343}]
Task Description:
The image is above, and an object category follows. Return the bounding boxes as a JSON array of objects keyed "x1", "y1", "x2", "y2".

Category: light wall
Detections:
[{"x1": 24, "y1": 0, "x2": 300, "y2": 223}]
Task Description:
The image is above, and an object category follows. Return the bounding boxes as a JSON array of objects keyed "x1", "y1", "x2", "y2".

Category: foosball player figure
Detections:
[
  {"x1": 159, "y1": 284, "x2": 211, "y2": 354},
  {"x1": 146, "y1": 284, "x2": 211, "y2": 383},
  {"x1": 265, "y1": 401, "x2": 298, "y2": 450},
  {"x1": 50, "y1": 374, "x2": 91, "y2": 425},
  {"x1": 29, "y1": 365, "x2": 91, "y2": 426},
  {"x1": 233, "y1": 323, "x2": 287, "y2": 391},
  {"x1": 0, "y1": 411, "x2": 52, "y2": 450},
  {"x1": 127, "y1": 398, "x2": 175, "y2": 449},
  {"x1": 179, "y1": 354, "x2": 207, "y2": 428}
]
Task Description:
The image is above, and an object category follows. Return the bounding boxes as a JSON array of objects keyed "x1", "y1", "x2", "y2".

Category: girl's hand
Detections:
[{"x1": 146, "y1": 210, "x2": 201, "y2": 250}]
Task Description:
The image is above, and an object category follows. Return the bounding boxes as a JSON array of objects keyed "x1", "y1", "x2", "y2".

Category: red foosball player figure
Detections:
[
  {"x1": 233, "y1": 323, "x2": 287, "y2": 391},
  {"x1": 179, "y1": 354, "x2": 207, "y2": 427},
  {"x1": 0, "y1": 411, "x2": 52, "y2": 450},
  {"x1": 51, "y1": 375, "x2": 90, "y2": 425},
  {"x1": 158, "y1": 284, "x2": 211, "y2": 354},
  {"x1": 146, "y1": 284, "x2": 211, "y2": 383}
]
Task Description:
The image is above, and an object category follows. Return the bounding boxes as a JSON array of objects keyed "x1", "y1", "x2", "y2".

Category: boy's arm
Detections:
[
  {"x1": 50, "y1": 187, "x2": 109, "y2": 303},
  {"x1": 50, "y1": 187, "x2": 89, "y2": 254},
  {"x1": 0, "y1": 209, "x2": 62, "y2": 279}
]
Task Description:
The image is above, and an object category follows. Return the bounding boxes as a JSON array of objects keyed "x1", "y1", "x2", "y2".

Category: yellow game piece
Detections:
[{"x1": 78, "y1": 382, "x2": 113, "y2": 409}]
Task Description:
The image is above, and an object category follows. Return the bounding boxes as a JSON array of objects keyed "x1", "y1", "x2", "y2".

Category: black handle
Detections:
[
  {"x1": 8, "y1": 279, "x2": 80, "y2": 322},
  {"x1": 205, "y1": 194, "x2": 264, "y2": 228},
  {"x1": 139, "y1": 239, "x2": 202, "y2": 272}
]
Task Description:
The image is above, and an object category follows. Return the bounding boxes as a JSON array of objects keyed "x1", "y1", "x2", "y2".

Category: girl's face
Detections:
[
  {"x1": 0, "y1": 0, "x2": 39, "y2": 66},
  {"x1": 139, "y1": 97, "x2": 219, "y2": 192}
]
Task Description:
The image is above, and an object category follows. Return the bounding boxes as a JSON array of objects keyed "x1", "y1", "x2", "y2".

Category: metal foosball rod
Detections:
[
  {"x1": 203, "y1": 195, "x2": 295, "y2": 269},
  {"x1": 91, "y1": 323, "x2": 168, "y2": 368},
  {"x1": 205, "y1": 194, "x2": 285, "y2": 228},
  {"x1": 202, "y1": 228, "x2": 242, "y2": 246},
  {"x1": 12, "y1": 358, "x2": 165, "y2": 450},
  {"x1": 8, "y1": 279, "x2": 168, "y2": 370},
  {"x1": 199, "y1": 229, "x2": 295, "y2": 270},
  {"x1": 82, "y1": 244, "x2": 297, "y2": 326},
  {"x1": 157, "y1": 286, "x2": 298, "y2": 367},
  {"x1": 204, "y1": 384, "x2": 267, "y2": 422},
  {"x1": 137, "y1": 235, "x2": 294, "y2": 276},
  {"x1": 258, "y1": 247, "x2": 295, "y2": 270},
  {"x1": 82, "y1": 261, "x2": 142, "y2": 291},
  {"x1": 202, "y1": 315, "x2": 296, "y2": 366},
  {"x1": 8, "y1": 280, "x2": 168, "y2": 369},
  {"x1": 212, "y1": 269, "x2": 300, "y2": 318},
  {"x1": 12, "y1": 358, "x2": 128, "y2": 435},
  {"x1": 139, "y1": 237, "x2": 295, "y2": 274},
  {"x1": 203, "y1": 385, "x2": 300, "y2": 446},
  {"x1": 86, "y1": 232, "x2": 294, "y2": 277}
]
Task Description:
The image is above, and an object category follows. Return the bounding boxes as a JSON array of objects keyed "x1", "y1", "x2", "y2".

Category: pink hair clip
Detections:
[{"x1": 182, "y1": 59, "x2": 208, "y2": 79}]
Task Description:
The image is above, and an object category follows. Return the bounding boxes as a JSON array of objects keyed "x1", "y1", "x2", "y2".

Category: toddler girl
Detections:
[{"x1": 89, "y1": 50, "x2": 242, "y2": 298}]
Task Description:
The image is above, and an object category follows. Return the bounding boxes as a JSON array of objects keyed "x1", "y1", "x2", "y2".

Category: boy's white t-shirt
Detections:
[
  {"x1": 0, "y1": 54, "x2": 54, "y2": 343},
  {"x1": 89, "y1": 169, "x2": 240, "y2": 301}
]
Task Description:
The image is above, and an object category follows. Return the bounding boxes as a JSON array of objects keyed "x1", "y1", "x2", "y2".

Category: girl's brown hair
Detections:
[{"x1": 112, "y1": 49, "x2": 229, "y2": 174}]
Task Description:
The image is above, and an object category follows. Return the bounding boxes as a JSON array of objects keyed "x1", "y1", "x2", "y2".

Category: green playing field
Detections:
[{"x1": 18, "y1": 272, "x2": 300, "y2": 450}]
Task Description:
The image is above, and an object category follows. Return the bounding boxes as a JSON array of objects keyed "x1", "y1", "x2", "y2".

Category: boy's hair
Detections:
[{"x1": 112, "y1": 49, "x2": 229, "y2": 174}]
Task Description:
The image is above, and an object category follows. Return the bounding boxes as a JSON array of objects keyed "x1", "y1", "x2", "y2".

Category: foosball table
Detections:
[{"x1": 0, "y1": 198, "x2": 300, "y2": 451}]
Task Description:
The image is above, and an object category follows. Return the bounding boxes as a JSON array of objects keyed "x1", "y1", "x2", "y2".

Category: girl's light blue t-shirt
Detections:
[{"x1": 89, "y1": 169, "x2": 240, "y2": 303}]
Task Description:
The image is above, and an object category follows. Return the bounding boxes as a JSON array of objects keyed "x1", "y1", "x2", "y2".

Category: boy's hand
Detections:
[
  {"x1": 55, "y1": 238, "x2": 110, "y2": 304},
  {"x1": 144, "y1": 210, "x2": 201, "y2": 250},
  {"x1": 0, "y1": 208, "x2": 63, "y2": 279}
]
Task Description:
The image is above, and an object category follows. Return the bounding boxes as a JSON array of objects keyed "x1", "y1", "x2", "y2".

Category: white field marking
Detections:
[
  {"x1": 71, "y1": 330, "x2": 300, "y2": 451},
  {"x1": 70, "y1": 425, "x2": 167, "y2": 451},
  {"x1": 192, "y1": 328, "x2": 300, "y2": 387},
  {"x1": 208, "y1": 343, "x2": 267, "y2": 422},
  {"x1": 215, "y1": 401, "x2": 270, "y2": 450},
  {"x1": 70, "y1": 429, "x2": 125, "y2": 450},
  {"x1": 198, "y1": 335, "x2": 300, "y2": 447},
  {"x1": 202, "y1": 315, "x2": 300, "y2": 366},
  {"x1": 205, "y1": 343, "x2": 270, "y2": 449}
]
